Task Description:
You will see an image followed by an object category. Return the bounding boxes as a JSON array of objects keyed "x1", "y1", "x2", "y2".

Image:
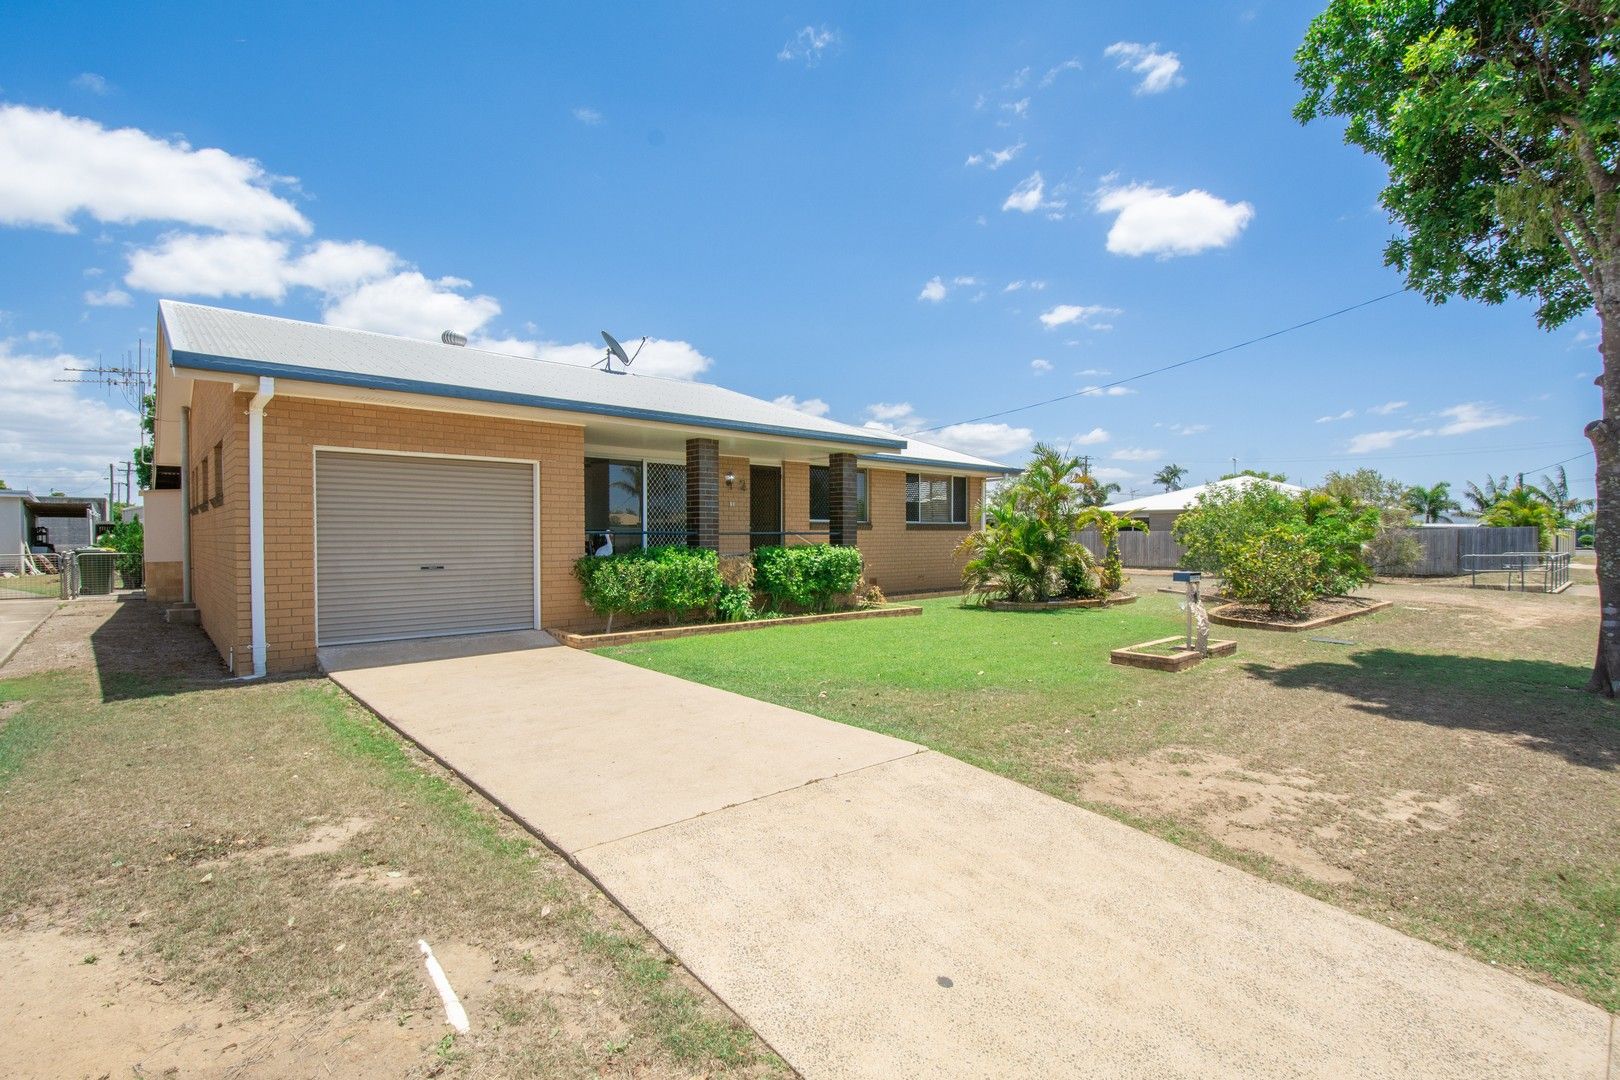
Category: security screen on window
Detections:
[
  {"x1": 905, "y1": 473, "x2": 967, "y2": 524},
  {"x1": 808, "y1": 466, "x2": 869, "y2": 524}
]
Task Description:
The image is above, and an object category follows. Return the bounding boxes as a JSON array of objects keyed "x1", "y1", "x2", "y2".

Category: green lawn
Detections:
[{"x1": 606, "y1": 586, "x2": 1620, "y2": 1010}]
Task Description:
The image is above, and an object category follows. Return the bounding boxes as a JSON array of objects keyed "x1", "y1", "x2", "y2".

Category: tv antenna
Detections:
[{"x1": 595, "y1": 330, "x2": 646, "y2": 374}]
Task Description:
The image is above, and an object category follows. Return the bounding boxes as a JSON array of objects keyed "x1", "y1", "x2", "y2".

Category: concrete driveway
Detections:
[
  {"x1": 0, "y1": 599, "x2": 56, "y2": 670},
  {"x1": 325, "y1": 633, "x2": 1613, "y2": 1079}
]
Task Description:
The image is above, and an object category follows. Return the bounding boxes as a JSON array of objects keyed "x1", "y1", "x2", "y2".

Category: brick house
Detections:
[{"x1": 146, "y1": 301, "x2": 1011, "y2": 675}]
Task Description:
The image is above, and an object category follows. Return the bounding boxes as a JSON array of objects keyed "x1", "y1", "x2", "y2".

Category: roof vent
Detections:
[{"x1": 441, "y1": 330, "x2": 467, "y2": 347}]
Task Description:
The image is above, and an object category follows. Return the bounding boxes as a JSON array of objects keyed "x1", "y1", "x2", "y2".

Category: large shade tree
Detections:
[{"x1": 1296, "y1": 2, "x2": 1619, "y2": 694}]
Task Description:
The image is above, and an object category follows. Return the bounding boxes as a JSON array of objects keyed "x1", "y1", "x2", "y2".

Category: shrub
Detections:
[
  {"x1": 715, "y1": 584, "x2": 756, "y2": 622},
  {"x1": 1221, "y1": 525, "x2": 1321, "y2": 619},
  {"x1": 573, "y1": 545, "x2": 731, "y2": 630},
  {"x1": 1058, "y1": 546, "x2": 1103, "y2": 599},
  {"x1": 752, "y1": 544, "x2": 864, "y2": 612},
  {"x1": 102, "y1": 518, "x2": 144, "y2": 586}
]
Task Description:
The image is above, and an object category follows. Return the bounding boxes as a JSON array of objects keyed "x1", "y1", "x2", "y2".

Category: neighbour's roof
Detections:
[
  {"x1": 160, "y1": 300, "x2": 916, "y2": 451},
  {"x1": 1105, "y1": 475, "x2": 1306, "y2": 514}
]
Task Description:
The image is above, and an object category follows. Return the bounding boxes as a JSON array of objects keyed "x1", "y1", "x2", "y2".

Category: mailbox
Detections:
[{"x1": 1172, "y1": 570, "x2": 1201, "y2": 583}]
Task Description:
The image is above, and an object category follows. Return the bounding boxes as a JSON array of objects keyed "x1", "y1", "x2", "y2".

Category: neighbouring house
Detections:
[
  {"x1": 0, "y1": 489, "x2": 106, "y2": 564},
  {"x1": 1104, "y1": 475, "x2": 1307, "y2": 532},
  {"x1": 146, "y1": 301, "x2": 1011, "y2": 675}
]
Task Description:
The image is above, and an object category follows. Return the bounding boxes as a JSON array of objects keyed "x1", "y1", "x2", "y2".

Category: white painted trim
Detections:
[
  {"x1": 179, "y1": 405, "x2": 192, "y2": 604},
  {"x1": 247, "y1": 376, "x2": 276, "y2": 677},
  {"x1": 310, "y1": 445, "x2": 541, "y2": 646}
]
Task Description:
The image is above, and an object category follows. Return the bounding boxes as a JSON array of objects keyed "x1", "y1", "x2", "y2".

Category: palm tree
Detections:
[
  {"x1": 1538, "y1": 465, "x2": 1592, "y2": 526},
  {"x1": 1075, "y1": 474, "x2": 1121, "y2": 507},
  {"x1": 1152, "y1": 464, "x2": 1188, "y2": 492},
  {"x1": 1463, "y1": 474, "x2": 1512, "y2": 514},
  {"x1": 1404, "y1": 482, "x2": 1461, "y2": 524},
  {"x1": 1481, "y1": 487, "x2": 1560, "y2": 550},
  {"x1": 1075, "y1": 506, "x2": 1146, "y2": 593}
]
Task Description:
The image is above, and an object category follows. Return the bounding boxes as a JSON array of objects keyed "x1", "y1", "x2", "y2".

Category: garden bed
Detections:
[
  {"x1": 1208, "y1": 597, "x2": 1392, "y2": 632},
  {"x1": 548, "y1": 604, "x2": 922, "y2": 649},
  {"x1": 1109, "y1": 636, "x2": 1237, "y2": 672},
  {"x1": 986, "y1": 593, "x2": 1138, "y2": 612}
]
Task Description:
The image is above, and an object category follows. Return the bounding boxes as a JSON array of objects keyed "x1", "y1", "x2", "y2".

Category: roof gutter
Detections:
[{"x1": 246, "y1": 376, "x2": 275, "y2": 679}]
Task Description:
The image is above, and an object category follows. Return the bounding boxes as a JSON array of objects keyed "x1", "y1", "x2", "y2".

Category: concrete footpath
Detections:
[
  {"x1": 0, "y1": 599, "x2": 56, "y2": 671},
  {"x1": 325, "y1": 633, "x2": 1613, "y2": 1079}
]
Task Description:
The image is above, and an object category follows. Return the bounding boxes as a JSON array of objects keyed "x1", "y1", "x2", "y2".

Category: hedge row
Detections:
[{"x1": 573, "y1": 543, "x2": 864, "y2": 629}]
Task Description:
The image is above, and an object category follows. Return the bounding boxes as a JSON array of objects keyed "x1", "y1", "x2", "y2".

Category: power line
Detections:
[{"x1": 902, "y1": 288, "x2": 1409, "y2": 437}]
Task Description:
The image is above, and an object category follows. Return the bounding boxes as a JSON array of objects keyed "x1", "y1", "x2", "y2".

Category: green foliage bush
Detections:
[
  {"x1": 102, "y1": 518, "x2": 144, "y2": 584},
  {"x1": 1221, "y1": 525, "x2": 1322, "y2": 619},
  {"x1": 573, "y1": 545, "x2": 738, "y2": 630},
  {"x1": 1172, "y1": 480, "x2": 1379, "y2": 616},
  {"x1": 752, "y1": 544, "x2": 864, "y2": 612}
]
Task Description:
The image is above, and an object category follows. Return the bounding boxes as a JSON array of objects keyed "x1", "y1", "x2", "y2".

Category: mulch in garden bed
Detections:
[{"x1": 1208, "y1": 596, "x2": 1392, "y2": 632}]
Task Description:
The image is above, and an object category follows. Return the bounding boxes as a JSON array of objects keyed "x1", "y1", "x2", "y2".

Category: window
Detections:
[
  {"x1": 210, "y1": 443, "x2": 223, "y2": 506},
  {"x1": 193, "y1": 456, "x2": 209, "y2": 512},
  {"x1": 808, "y1": 466, "x2": 869, "y2": 524},
  {"x1": 584, "y1": 457, "x2": 687, "y2": 552},
  {"x1": 905, "y1": 473, "x2": 969, "y2": 525}
]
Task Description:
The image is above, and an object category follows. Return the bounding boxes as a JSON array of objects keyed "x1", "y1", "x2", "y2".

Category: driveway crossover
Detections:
[{"x1": 324, "y1": 632, "x2": 1613, "y2": 1079}]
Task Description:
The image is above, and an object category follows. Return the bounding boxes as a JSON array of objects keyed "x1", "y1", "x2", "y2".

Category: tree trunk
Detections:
[{"x1": 1586, "y1": 295, "x2": 1620, "y2": 696}]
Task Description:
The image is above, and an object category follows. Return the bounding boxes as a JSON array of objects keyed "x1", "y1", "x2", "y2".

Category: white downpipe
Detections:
[
  {"x1": 247, "y1": 376, "x2": 275, "y2": 678},
  {"x1": 180, "y1": 404, "x2": 192, "y2": 604}
]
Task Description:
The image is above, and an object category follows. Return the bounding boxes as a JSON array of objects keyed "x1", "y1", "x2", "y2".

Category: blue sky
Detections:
[{"x1": 0, "y1": 2, "x2": 1601, "y2": 502}]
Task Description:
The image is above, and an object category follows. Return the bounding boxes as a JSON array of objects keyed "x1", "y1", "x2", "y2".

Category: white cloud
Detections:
[
  {"x1": 1435, "y1": 402, "x2": 1522, "y2": 436},
  {"x1": 1367, "y1": 400, "x2": 1407, "y2": 416},
  {"x1": 324, "y1": 272, "x2": 501, "y2": 340},
  {"x1": 1316, "y1": 409, "x2": 1356, "y2": 423},
  {"x1": 1166, "y1": 422, "x2": 1208, "y2": 436},
  {"x1": 83, "y1": 287, "x2": 131, "y2": 307},
  {"x1": 1346, "y1": 429, "x2": 1415, "y2": 454},
  {"x1": 572, "y1": 106, "x2": 603, "y2": 125},
  {"x1": 473, "y1": 334, "x2": 714, "y2": 381},
  {"x1": 965, "y1": 142, "x2": 1024, "y2": 169},
  {"x1": 1039, "y1": 303, "x2": 1121, "y2": 330},
  {"x1": 71, "y1": 73, "x2": 110, "y2": 95},
  {"x1": 1001, "y1": 98, "x2": 1030, "y2": 120},
  {"x1": 0, "y1": 104, "x2": 309, "y2": 235},
  {"x1": 1004, "y1": 68, "x2": 1031, "y2": 91},
  {"x1": 1030, "y1": 358, "x2": 1053, "y2": 375},
  {"x1": 926, "y1": 422, "x2": 1033, "y2": 460},
  {"x1": 1080, "y1": 384, "x2": 1133, "y2": 397},
  {"x1": 772, "y1": 394, "x2": 830, "y2": 417},
  {"x1": 1095, "y1": 183, "x2": 1253, "y2": 257},
  {"x1": 952, "y1": 275, "x2": 980, "y2": 286},
  {"x1": 918, "y1": 276, "x2": 947, "y2": 302},
  {"x1": 1112, "y1": 447, "x2": 1163, "y2": 461},
  {"x1": 1072, "y1": 427, "x2": 1109, "y2": 445},
  {"x1": 863, "y1": 402, "x2": 922, "y2": 428},
  {"x1": 1002, "y1": 171, "x2": 1065, "y2": 214},
  {"x1": 1003, "y1": 279, "x2": 1047, "y2": 293},
  {"x1": 1040, "y1": 58, "x2": 1083, "y2": 87},
  {"x1": 1077, "y1": 367, "x2": 1111, "y2": 375},
  {"x1": 778, "y1": 25, "x2": 838, "y2": 66},
  {"x1": 1091, "y1": 466, "x2": 1135, "y2": 483},
  {"x1": 1103, "y1": 42, "x2": 1184, "y2": 94},
  {"x1": 0, "y1": 338, "x2": 141, "y2": 493},
  {"x1": 124, "y1": 232, "x2": 398, "y2": 300},
  {"x1": 1344, "y1": 402, "x2": 1523, "y2": 453}
]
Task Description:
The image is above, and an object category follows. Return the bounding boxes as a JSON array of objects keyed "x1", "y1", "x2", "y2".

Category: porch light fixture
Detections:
[{"x1": 724, "y1": 471, "x2": 737, "y2": 487}]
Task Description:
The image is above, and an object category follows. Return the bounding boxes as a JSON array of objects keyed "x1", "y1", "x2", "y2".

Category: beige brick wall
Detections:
[
  {"x1": 259, "y1": 397, "x2": 590, "y2": 672},
  {"x1": 779, "y1": 459, "x2": 981, "y2": 593},
  {"x1": 719, "y1": 455, "x2": 751, "y2": 550},
  {"x1": 186, "y1": 381, "x2": 249, "y2": 672},
  {"x1": 856, "y1": 468, "x2": 981, "y2": 595}
]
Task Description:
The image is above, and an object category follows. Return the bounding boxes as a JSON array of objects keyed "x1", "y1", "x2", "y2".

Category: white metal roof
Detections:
[
  {"x1": 860, "y1": 435, "x2": 1014, "y2": 474},
  {"x1": 160, "y1": 300, "x2": 918, "y2": 453},
  {"x1": 1105, "y1": 475, "x2": 1306, "y2": 514}
]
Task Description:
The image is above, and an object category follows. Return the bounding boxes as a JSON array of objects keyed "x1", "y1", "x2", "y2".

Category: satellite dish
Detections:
[{"x1": 596, "y1": 330, "x2": 647, "y2": 374}]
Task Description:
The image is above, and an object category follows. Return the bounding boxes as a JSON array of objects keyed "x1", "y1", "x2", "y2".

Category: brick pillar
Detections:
[
  {"x1": 686, "y1": 438, "x2": 720, "y2": 550},
  {"x1": 828, "y1": 452, "x2": 858, "y2": 546}
]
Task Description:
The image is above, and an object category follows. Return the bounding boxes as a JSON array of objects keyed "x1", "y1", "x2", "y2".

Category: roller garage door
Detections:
[{"x1": 315, "y1": 451, "x2": 536, "y2": 645}]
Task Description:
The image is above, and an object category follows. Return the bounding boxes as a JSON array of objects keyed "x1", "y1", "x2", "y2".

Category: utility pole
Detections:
[
  {"x1": 1231, "y1": 456, "x2": 1238, "y2": 476},
  {"x1": 1077, "y1": 454, "x2": 1093, "y2": 475},
  {"x1": 107, "y1": 464, "x2": 115, "y2": 522}
]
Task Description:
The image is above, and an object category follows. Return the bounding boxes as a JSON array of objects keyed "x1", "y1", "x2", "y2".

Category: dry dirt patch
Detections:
[{"x1": 0, "y1": 599, "x2": 779, "y2": 1078}]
